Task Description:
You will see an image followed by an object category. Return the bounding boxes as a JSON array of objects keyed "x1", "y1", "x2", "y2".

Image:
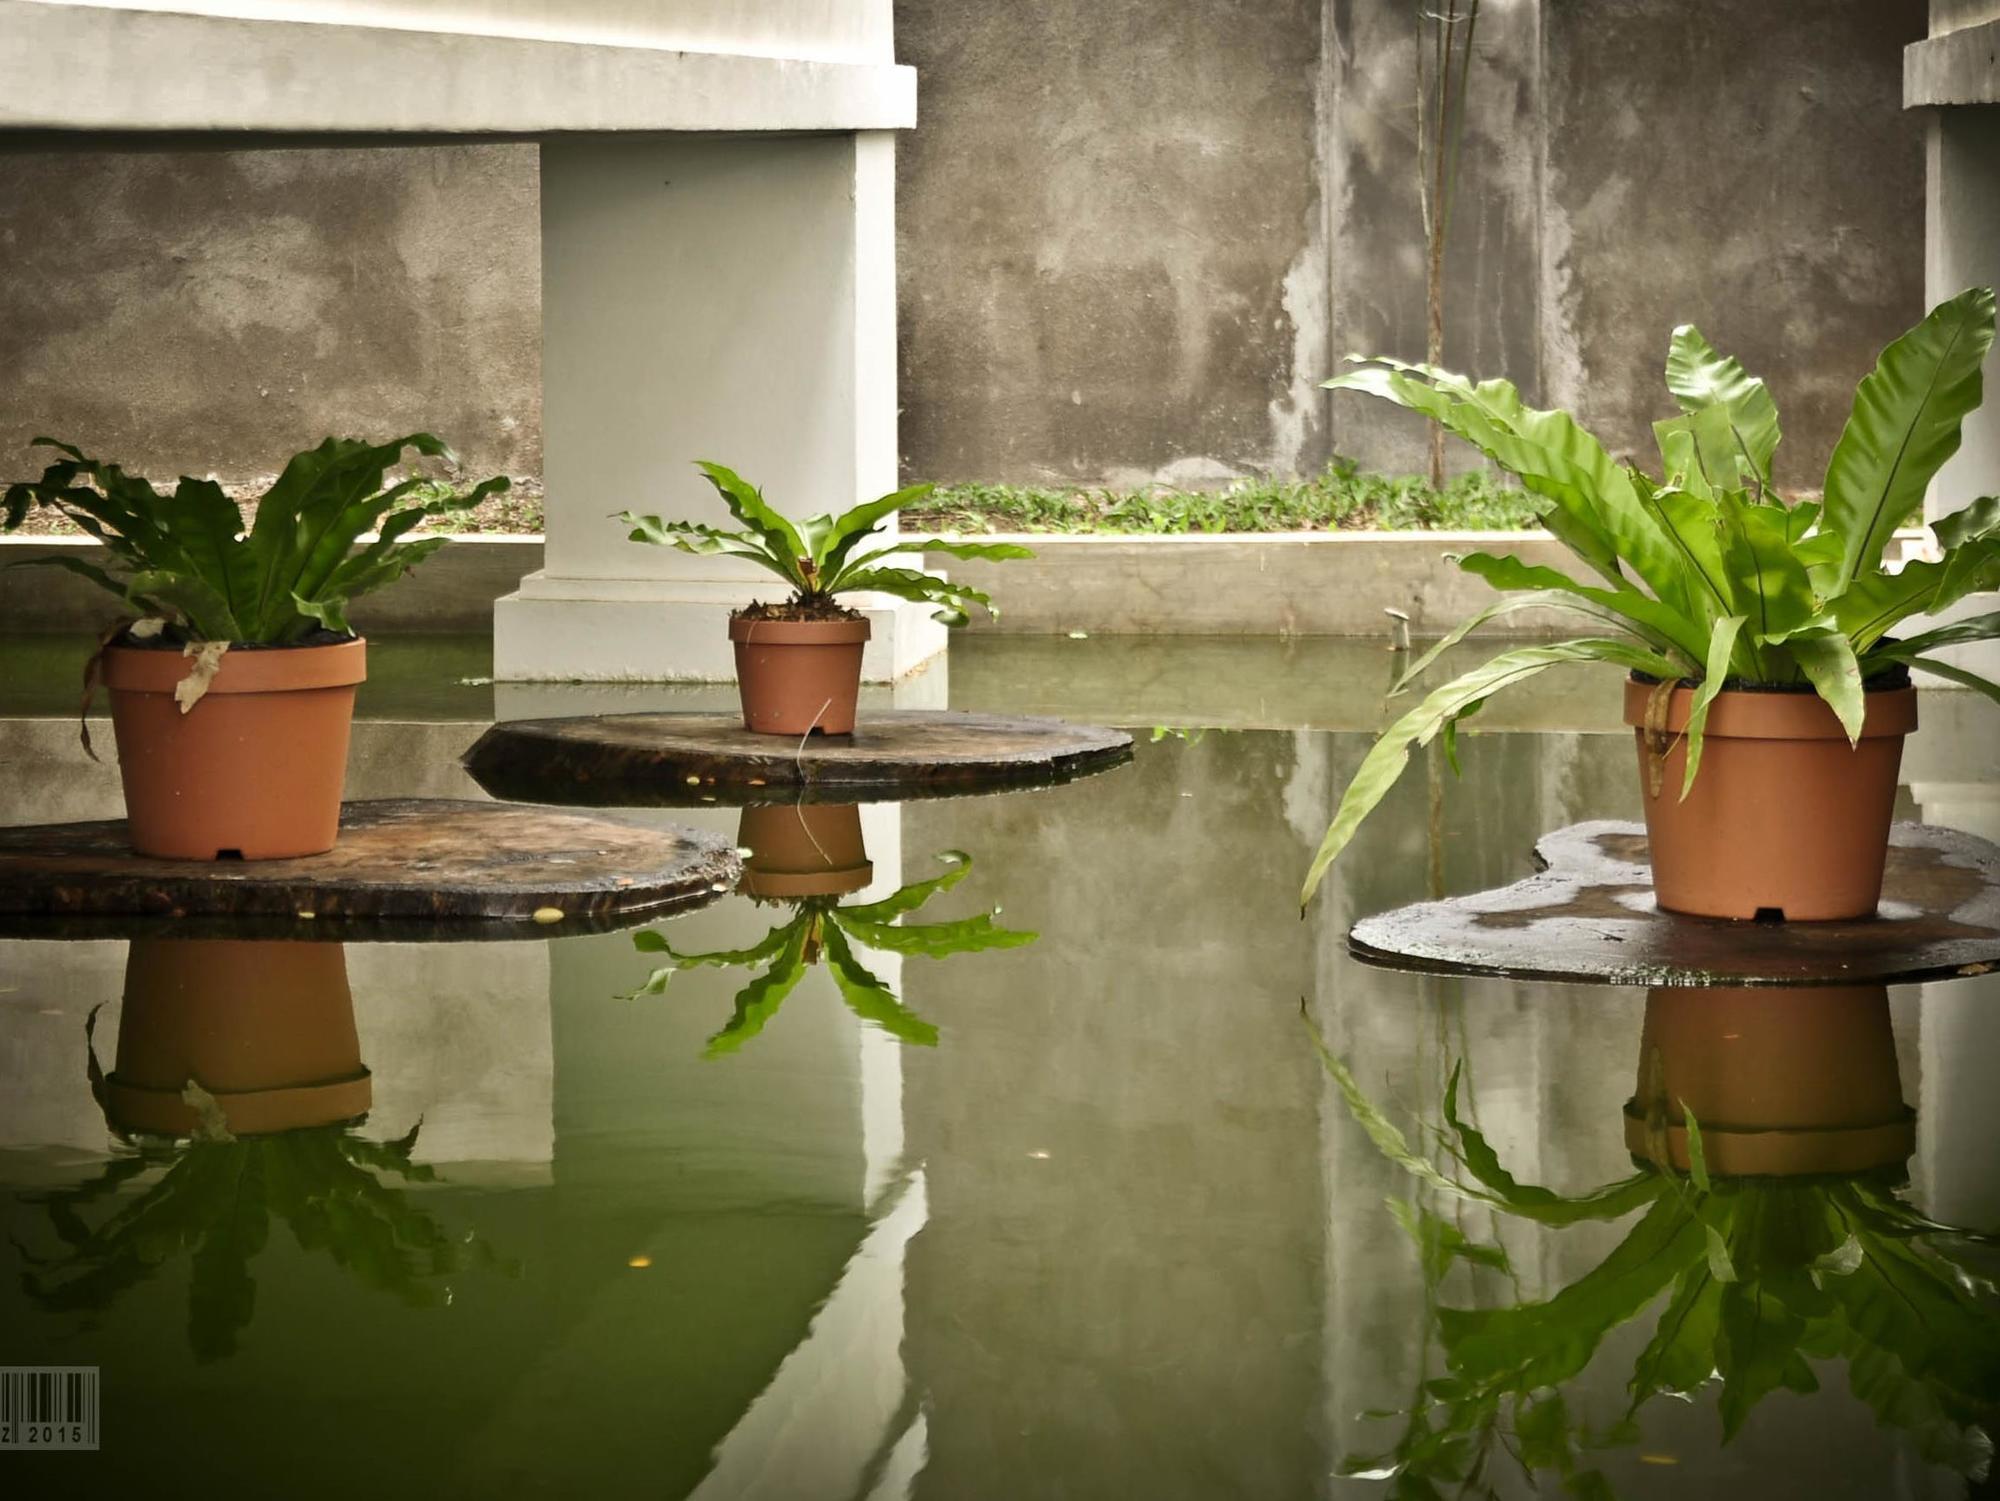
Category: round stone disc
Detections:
[
  {"x1": 1349, "y1": 820, "x2": 2000, "y2": 987},
  {"x1": 0, "y1": 798, "x2": 740, "y2": 940},
  {"x1": 462, "y1": 710, "x2": 1134, "y2": 807}
]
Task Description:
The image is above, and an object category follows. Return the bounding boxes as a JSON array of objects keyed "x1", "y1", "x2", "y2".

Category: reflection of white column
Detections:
[
  {"x1": 0, "y1": 939, "x2": 126, "y2": 1155},
  {"x1": 496, "y1": 130, "x2": 945, "y2": 683},
  {"x1": 690, "y1": 1170, "x2": 928, "y2": 1501},
  {"x1": 1916, "y1": 973, "x2": 2000, "y2": 1228},
  {"x1": 349, "y1": 941, "x2": 555, "y2": 1184},
  {"x1": 859, "y1": 801, "x2": 907, "y2": 1209}
]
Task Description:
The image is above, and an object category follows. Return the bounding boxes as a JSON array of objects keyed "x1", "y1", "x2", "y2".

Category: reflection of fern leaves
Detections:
[
  {"x1": 21, "y1": 1122, "x2": 482, "y2": 1357},
  {"x1": 189, "y1": 1148, "x2": 268, "y2": 1361},
  {"x1": 634, "y1": 849, "x2": 1037, "y2": 1056},
  {"x1": 1318, "y1": 1032, "x2": 2000, "y2": 1484}
]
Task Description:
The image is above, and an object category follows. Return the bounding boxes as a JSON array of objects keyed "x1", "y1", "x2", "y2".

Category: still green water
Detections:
[{"x1": 1, "y1": 640, "x2": 1997, "y2": 1498}]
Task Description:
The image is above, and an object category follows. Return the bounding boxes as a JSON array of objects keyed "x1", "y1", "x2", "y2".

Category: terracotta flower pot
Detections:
[
  {"x1": 106, "y1": 938, "x2": 371, "y2": 1137},
  {"x1": 105, "y1": 637, "x2": 366, "y2": 860},
  {"x1": 1622, "y1": 985, "x2": 1913, "y2": 1177},
  {"x1": 736, "y1": 802, "x2": 874, "y2": 899},
  {"x1": 1622, "y1": 673, "x2": 1917, "y2": 920},
  {"x1": 729, "y1": 615, "x2": 869, "y2": 736}
]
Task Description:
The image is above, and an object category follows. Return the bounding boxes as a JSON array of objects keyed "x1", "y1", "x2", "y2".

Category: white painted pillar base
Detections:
[
  {"x1": 498, "y1": 129, "x2": 936, "y2": 682},
  {"x1": 495, "y1": 577, "x2": 947, "y2": 682}
]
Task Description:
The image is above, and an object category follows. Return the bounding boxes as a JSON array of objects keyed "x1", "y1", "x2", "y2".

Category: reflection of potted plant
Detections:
[
  {"x1": 22, "y1": 985, "x2": 506, "y2": 1362},
  {"x1": 620, "y1": 462, "x2": 1030, "y2": 736},
  {"x1": 736, "y1": 803, "x2": 873, "y2": 899},
  {"x1": 19, "y1": 1117, "x2": 491, "y2": 1362},
  {"x1": 1625, "y1": 986, "x2": 1914, "y2": 1177},
  {"x1": 1303, "y1": 289, "x2": 2000, "y2": 919},
  {"x1": 1312, "y1": 1014, "x2": 2000, "y2": 1493},
  {"x1": 628, "y1": 850, "x2": 1034, "y2": 1055},
  {"x1": 102, "y1": 938, "x2": 371, "y2": 1138},
  {"x1": 3, "y1": 435, "x2": 507, "y2": 858}
]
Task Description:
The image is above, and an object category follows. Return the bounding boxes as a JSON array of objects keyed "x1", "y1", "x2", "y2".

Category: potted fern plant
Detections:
[
  {"x1": 1303, "y1": 288, "x2": 2000, "y2": 920},
  {"x1": 620, "y1": 462, "x2": 1031, "y2": 736},
  {"x1": 3, "y1": 434, "x2": 506, "y2": 860}
]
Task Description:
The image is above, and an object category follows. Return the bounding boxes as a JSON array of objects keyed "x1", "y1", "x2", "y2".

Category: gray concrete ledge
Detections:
[
  {"x1": 0, "y1": 534, "x2": 544, "y2": 634},
  {"x1": 1907, "y1": 18, "x2": 2000, "y2": 106},
  {"x1": 5, "y1": 529, "x2": 1939, "y2": 640},
  {"x1": 0, "y1": 1, "x2": 917, "y2": 134},
  {"x1": 932, "y1": 530, "x2": 1596, "y2": 637},
  {"x1": 1, "y1": 531, "x2": 1600, "y2": 638}
]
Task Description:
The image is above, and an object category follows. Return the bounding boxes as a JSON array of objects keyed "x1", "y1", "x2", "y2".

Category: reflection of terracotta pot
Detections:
[
  {"x1": 107, "y1": 938, "x2": 370, "y2": 1136},
  {"x1": 1623, "y1": 985, "x2": 1913, "y2": 1177},
  {"x1": 736, "y1": 803, "x2": 873, "y2": 899},
  {"x1": 1622, "y1": 675, "x2": 1916, "y2": 920},
  {"x1": 105, "y1": 639, "x2": 365, "y2": 860},
  {"x1": 729, "y1": 615, "x2": 868, "y2": 736}
]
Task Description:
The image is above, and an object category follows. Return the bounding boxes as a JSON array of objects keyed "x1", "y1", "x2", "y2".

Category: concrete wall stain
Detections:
[
  {"x1": 895, "y1": 0, "x2": 1325, "y2": 486},
  {"x1": 1540, "y1": 0, "x2": 1927, "y2": 490}
]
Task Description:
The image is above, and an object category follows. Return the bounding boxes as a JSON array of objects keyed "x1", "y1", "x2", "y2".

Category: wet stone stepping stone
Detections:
[
  {"x1": 0, "y1": 798, "x2": 740, "y2": 940},
  {"x1": 1350, "y1": 820, "x2": 2000, "y2": 987},
  {"x1": 462, "y1": 710, "x2": 1133, "y2": 807}
]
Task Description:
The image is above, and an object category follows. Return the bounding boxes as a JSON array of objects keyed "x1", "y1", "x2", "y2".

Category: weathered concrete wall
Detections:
[
  {"x1": 894, "y1": 0, "x2": 1327, "y2": 488},
  {"x1": 1288, "y1": 0, "x2": 1923, "y2": 488},
  {"x1": 0, "y1": 140, "x2": 540, "y2": 485},
  {"x1": 1323, "y1": 0, "x2": 1545, "y2": 476},
  {"x1": 901, "y1": 0, "x2": 1927, "y2": 488},
  {"x1": 1539, "y1": 0, "x2": 1927, "y2": 490},
  {"x1": 0, "y1": 1, "x2": 1927, "y2": 494}
]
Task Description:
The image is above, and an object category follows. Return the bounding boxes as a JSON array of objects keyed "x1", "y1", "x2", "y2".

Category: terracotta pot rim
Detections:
[
  {"x1": 740, "y1": 863, "x2": 875, "y2": 899},
  {"x1": 103, "y1": 636, "x2": 368, "y2": 695},
  {"x1": 1621, "y1": 1104, "x2": 1916, "y2": 1178},
  {"x1": 1621, "y1": 672, "x2": 1917, "y2": 740},
  {"x1": 728, "y1": 615, "x2": 872, "y2": 646},
  {"x1": 105, "y1": 1068, "x2": 373, "y2": 1137}
]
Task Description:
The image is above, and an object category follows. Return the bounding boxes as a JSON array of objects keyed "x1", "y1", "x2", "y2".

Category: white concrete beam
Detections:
[
  {"x1": 0, "y1": 1, "x2": 914, "y2": 134},
  {"x1": 22, "y1": 2, "x2": 895, "y2": 62},
  {"x1": 1908, "y1": 17, "x2": 2000, "y2": 105}
]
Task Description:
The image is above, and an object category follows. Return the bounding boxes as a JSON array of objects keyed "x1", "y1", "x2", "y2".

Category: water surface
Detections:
[{"x1": 2, "y1": 637, "x2": 1996, "y2": 1498}]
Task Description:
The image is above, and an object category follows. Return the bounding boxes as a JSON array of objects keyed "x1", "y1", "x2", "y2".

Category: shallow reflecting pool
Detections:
[{"x1": 2, "y1": 638, "x2": 1997, "y2": 1497}]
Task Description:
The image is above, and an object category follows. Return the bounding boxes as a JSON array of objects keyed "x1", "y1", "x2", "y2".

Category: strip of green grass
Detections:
[{"x1": 904, "y1": 461, "x2": 1542, "y2": 535}]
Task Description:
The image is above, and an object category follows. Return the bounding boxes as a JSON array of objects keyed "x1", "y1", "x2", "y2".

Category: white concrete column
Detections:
[
  {"x1": 1914, "y1": 104, "x2": 2000, "y2": 681},
  {"x1": 496, "y1": 130, "x2": 945, "y2": 682}
]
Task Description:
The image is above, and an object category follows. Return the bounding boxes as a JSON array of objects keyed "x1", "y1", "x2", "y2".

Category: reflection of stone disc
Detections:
[
  {"x1": 0, "y1": 798, "x2": 740, "y2": 939},
  {"x1": 463, "y1": 710, "x2": 1133, "y2": 806},
  {"x1": 1349, "y1": 820, "x2": 2000, "y2": 987}
]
